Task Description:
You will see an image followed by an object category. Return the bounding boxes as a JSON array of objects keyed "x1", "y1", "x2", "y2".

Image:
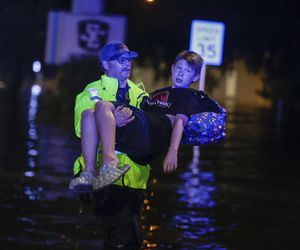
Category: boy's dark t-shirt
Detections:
[
  {"x1": 139, "y1": 86, "x2": 220, "y2": 163},
  {"x1": 115, "y1": 86, "x2": 221, "y2": 165},
  {"x1": 143, "y1": 86, "x2": 221, "y2": 117}
]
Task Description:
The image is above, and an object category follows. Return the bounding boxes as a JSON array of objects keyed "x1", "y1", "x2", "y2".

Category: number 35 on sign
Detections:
[{"x1": 189, "y1": 20, "x2": 225, "y2": 66}]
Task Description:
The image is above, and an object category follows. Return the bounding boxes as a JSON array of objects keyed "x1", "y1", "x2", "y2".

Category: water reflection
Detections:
[
  {"x1": 177, "y1": 155, "x2": 216, "y2": 208},
  {"x1": 1, "y1": 91, "x2": 300, "y2": 249},
  {"x1": 26, "y1": 84, "x2": 41, "y2": 173},
  {"x1": 23, "y1": 84, "x2": 42, "y2": 203},
  {"x1": 142, "y1": 146, "x2": 228, "y2": 250},
  {"x1": 170, "y1": 147, "x2": 226, "y2": 250},
  {"x1": 0, "y1": 84, "x2": 97, "y2": 249}
]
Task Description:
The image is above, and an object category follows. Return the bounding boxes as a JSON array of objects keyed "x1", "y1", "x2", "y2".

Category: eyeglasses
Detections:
[{"x1": 113, "y1": 57, "x2": 134, "y2": 64}]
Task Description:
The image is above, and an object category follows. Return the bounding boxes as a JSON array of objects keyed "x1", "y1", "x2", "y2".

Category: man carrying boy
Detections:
[
  {"x1": 70, "y1": 50, "x2": 222, "y2": 191},
  {"x1": 72, "y1": 41, "x2": 150, "y2": 250}
]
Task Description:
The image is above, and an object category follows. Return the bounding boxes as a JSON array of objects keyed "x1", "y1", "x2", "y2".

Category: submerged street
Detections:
[{"x1": 0, "y1": 89, "x2": 299, "y2": 250}]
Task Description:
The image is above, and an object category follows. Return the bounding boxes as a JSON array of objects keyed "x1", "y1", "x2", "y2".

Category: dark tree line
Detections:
[
  {"x1": 0, "y1": 0, "x2": 70, "y2": 108},
  {"x1": 0, "y1": 0, "x2": 299, "y2": 114},
  {"x1": 106, "y1": 0, "x2": 299, "y2": 113}
]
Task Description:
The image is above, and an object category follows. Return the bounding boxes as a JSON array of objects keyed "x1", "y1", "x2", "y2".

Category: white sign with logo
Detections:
[
  {"x1": 45, "y1": 12, "x2": 126, "y2": 64},
  {"x1": 189, "y1": 20, "x2": 225, "y2": 66}
]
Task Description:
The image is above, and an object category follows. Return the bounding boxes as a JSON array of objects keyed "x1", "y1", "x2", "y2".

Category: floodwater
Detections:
[{"x1": 1, "y1": 87, "x2": 300, "y2": 250}]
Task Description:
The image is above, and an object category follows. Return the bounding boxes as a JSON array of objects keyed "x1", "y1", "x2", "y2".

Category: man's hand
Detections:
[{"x1": 114, "y1": 105, "x2": 135, "y2": 127}]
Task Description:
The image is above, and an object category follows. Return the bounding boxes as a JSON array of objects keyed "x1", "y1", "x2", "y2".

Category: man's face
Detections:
[
  {"x1": 104, "y1": 56, "x2": 133, "y2": 81},
  {"x1": 171, "y1": 59, "x2": 198, "y2": 88}
]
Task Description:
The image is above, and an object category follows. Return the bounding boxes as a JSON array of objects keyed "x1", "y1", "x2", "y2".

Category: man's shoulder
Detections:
[
  {"x1": 74, "y1": 79, "x2": 102, "y2": 103},
  {"x1": 83, "y1": 79, "x2": 102, "y2": 91},
  {"x1": 77, "y1": 78, "x2": 102, "y2": 95}
]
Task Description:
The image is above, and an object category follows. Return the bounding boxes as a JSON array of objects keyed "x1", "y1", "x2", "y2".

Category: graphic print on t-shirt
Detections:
[{"x1": 149, "y1": 91, "x2": 172, "y2": 108}]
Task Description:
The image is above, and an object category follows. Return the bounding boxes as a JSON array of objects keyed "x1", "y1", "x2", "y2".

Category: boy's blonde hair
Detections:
[{"x1": 174, "y1": 50, "x2": 204, "y2": 76}]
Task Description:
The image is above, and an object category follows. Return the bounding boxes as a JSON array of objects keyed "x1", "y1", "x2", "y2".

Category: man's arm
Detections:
[{"x1": 163, "y1": 114, "x2": 188, "y2": 173}]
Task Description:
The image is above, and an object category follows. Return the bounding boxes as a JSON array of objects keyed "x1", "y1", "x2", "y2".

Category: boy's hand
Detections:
[
  {"x1": 114, "y1": 106, "x2": 135, "y2": 127},
  {"x1": 163, "y1": 149, "x2": 178, "y2": 173}
]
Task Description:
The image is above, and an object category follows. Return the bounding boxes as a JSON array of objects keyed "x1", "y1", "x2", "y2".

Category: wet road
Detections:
[{"x1": 0, "y1": 89, "x2": 300, "y2": 250}]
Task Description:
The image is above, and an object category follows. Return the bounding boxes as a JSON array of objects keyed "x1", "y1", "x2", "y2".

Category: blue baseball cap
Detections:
[{"x1": 99, "y1": 41, "x2": 138, "y2": 62}]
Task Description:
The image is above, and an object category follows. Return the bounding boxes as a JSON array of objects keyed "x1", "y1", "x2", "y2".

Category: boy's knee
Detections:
[
  {"x1": 95, "y1": 101, "x2": 114, "y2": 113},
  {"x1": 81, "y1": 109, "x2": 94, "y2": 121}
]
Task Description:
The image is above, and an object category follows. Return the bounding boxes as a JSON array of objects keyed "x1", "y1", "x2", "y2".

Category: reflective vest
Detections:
[{"x1": 73, "y1": 75, "x2": 150, "y2": 189}]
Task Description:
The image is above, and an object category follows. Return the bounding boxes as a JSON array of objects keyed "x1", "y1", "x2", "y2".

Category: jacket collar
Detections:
[{"x1": 101, "y1": 74, "x2": 135, "y2": 90}]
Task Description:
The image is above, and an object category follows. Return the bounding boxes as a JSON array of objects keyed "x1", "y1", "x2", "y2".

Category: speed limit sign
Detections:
[{"x1": 190, "y1": 20, "x2": 225, "y2": 66}]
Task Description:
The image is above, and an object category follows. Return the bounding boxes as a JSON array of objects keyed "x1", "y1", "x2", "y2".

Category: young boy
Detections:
[{"x1": 69, "y1": 50, "x2": 222, "y2": 190}]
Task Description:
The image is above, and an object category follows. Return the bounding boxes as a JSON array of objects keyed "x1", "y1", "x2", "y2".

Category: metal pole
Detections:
[
  {"x1": 193, "y1": 62, "x2": 207, "y2": 161},
  {"x1": 199, "y1": 62, "x2": 206, "y2": 91}
]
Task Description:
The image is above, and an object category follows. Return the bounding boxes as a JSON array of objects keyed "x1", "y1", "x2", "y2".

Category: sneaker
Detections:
[
  {"x1": 69, "y1": 171, "x2": 94, "y2": 191},
  {"x1": 92, "y1": 164, "x2": 131, "y2": 190}
]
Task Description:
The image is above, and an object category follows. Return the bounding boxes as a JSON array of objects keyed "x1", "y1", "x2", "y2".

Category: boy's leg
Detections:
[
  {"x1": 114, "y1": 106, "x2": 152, "y2": 165},
  {"x1": 93, "y1": 101, "x2": 130, "y2": 190},
  {"x1": 81, "y1": 109, "x2": 99, "y2": 176},
  {"x1": 94, "y1": 101, "x2": 119, "y2": 166},
  {"x1": 69, "y1": 109, "x2": 99, "y2": 190}
]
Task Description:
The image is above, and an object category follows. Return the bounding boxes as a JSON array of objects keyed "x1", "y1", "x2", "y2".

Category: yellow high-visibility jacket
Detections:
[{"x1": 73, "y1": 75, "x2": 150, "y2": 189}]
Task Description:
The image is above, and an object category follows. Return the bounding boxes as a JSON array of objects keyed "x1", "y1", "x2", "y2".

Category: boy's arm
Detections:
[{"x1": 163, "y1": 114, "x2": 188, "y2": 173}]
